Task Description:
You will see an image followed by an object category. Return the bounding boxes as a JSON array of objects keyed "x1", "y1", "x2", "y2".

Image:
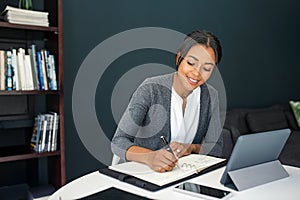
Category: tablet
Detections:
[{"x1": 220, "y1": 128, "x2": 290, "y2": 188}]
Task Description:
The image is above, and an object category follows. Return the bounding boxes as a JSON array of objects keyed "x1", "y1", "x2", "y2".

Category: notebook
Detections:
[{"x1": 109, "y1": 154, "x2": 225, "y2": 186}]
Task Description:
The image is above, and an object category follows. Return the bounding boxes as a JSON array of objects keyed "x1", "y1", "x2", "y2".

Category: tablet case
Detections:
[
  {"x1": 99, "y1": 160, "x2": 226, "y2": 191},
  {"x1": 227, "y1": 160, "x2": 289, "y2": 191},
  {"x1": 220, "y1": 129, "x2": 290, "y2": 191}
]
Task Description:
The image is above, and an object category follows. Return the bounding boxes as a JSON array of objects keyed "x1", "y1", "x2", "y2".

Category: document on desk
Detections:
[{"x1": 109, "y1": 154, "x2": 225, "y2": 186}]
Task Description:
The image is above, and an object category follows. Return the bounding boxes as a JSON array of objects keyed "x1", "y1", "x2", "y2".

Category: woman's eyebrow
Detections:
[
  {"x1": 187, "y1": 55, "x2": 199, "y2": 61},
  {"x1": 188, "y1": 55, "x2": 215, "y2": 65},
  {"x1": 204, "y1": 62, "x2": 215, "y2": 66}
]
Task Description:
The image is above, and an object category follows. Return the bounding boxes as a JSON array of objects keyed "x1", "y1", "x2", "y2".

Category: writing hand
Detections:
[{"x1": 146, "y1": 149, "x2": 178, "y2": 173}]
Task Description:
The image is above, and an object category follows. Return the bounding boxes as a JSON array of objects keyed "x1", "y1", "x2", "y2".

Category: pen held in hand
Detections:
[{"x1": 160, "y1": 136, "x2": 180, "y2": 169}]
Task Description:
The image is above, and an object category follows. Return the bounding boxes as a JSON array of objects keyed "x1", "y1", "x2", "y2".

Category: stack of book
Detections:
[
  {"x1": 1, "y1": 5, "x2": 49, "y2": 27},
  {"x1": 0, "y1": 44, "x2": 58, "y2": 91},
  {"x1": 30, "y1": 112, "x2": 59, "y2": 153}
]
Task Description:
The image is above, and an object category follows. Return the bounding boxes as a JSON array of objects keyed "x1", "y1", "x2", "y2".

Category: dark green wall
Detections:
[{"x1": 63, "y1": 0, "x2": 300, "y2": 182}]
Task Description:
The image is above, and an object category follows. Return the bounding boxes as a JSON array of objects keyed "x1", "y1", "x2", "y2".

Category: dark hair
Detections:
[{"x1": 176, "y1": 30, "x2": 222, "y2": 69}]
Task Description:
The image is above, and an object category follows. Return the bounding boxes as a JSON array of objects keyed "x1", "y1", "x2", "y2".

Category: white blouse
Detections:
[{"x1": 170, "y1": 87, "x2": 200, "y2": 143}]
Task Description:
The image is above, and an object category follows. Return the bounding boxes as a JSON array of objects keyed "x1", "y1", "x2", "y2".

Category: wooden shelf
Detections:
[
  {"x1": 0, "y1": 145, "x2": 60, "y2": 163},
  {"x1": 0, "y1": 118, "x2": 33, "y2": 129},
  {"x1": 0, "y1": 90, "x2": 60, "y2": 96},
  {"x1": 0, "y1": 21, "x2": 58, "y2": 33}
]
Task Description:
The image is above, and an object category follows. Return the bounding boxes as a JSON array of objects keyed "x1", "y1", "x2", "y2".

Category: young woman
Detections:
[{"x1": 111, "y1": 30, "x2": 223, "y2": 172}]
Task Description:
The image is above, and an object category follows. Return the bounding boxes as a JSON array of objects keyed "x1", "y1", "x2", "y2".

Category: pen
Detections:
[{"x1": 160, "y1": 136, "x2": 180, "y2": 169}]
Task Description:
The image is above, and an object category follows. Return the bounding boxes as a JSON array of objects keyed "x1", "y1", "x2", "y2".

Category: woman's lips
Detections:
[{"x1": 187, "y1": 77, "x2": 199, "y2": 85}]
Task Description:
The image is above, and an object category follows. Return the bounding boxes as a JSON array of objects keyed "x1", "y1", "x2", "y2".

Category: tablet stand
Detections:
[{"x1": 227, "y1": 160, "x2": 289, "y2": 191}]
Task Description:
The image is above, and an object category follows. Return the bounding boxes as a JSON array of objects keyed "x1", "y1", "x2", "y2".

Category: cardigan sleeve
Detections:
[{"x1": 111, "y1": 81, "x2": 152, "y2": 162}]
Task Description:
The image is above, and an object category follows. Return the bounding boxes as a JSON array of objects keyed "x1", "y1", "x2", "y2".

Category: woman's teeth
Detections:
[{"x1": 189, "y1": 77, "x2": 198, "y2": 83}]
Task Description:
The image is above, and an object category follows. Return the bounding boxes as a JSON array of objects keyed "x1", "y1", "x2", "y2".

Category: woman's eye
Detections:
[
  {"x1": 203, "y1": 66, "x2": 212, "y2": 72},
  {"x1": 187, "y1": 61, "x2": 195, "y2": 66}
]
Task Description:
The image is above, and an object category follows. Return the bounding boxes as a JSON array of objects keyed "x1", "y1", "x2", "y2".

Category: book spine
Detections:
[
  {"x1": 11, "y1": 49, "x2": 19, "y2": 90},
  {"x1": 28, "y1": 44, "x2": 40, "y2": 90},
  {"x1": 40, "y1": 118, "x2": 47, "y2": 152},
  {"x1": 37, "y1": 114, "x2": 43, "y2": 152},
  {"x1": 50, "y1": 55, "x2": 58, "y2": 90},
  {"x1": 43, "y1": 114, "x2": 53, "y2": 152},
  {"x1": 47, "y1": 114, "x2": 53, "y2": 152},
  {"x1": 40, "y1": 50, "x2": 48, "y2": 90},
  {"x1": 43, "y1": 50, "x2": 52, "y2": 90},
  {"x1": 31, "y1": 115, "x2": 39, "y2": 152},
  {"x1": 5, "y1": 51, "x2": 13, "y2": 91},
  {"x1": 36, "y1": 51, "x2": 45, "y2": 90},
  {"x1": 17, "y1": 48, "x2": 26, "y2": 90},
  {"x1": 50, "y1": 112, "x2": 58, "y2": 151},
  {"x1": 0, "y1": 50, "x2": 5, "y2": 90},
  {"x1": 24, "y1": 54, "x2": 34, "y2": 90}
]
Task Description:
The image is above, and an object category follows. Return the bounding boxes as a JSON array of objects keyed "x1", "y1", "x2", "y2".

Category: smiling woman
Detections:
[{"x1": 111, "y1": 30, "x2": 223, "y2": 173}]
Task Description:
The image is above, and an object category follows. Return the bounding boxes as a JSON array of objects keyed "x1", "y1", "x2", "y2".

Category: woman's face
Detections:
[{"x1": 177, "y1": 44, "x2": 216, "y2": 91}]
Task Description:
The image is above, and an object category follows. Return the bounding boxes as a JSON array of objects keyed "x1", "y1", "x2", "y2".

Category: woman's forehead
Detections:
[{"x1": 186, "y1": 44, "x2": 216, "y2": 63}]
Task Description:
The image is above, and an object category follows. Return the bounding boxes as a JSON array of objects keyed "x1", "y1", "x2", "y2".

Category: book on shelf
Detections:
[
  {"x1": 24, "y1": 54, "x2": 34, "y2": 90},
  {"x1": 0, "y1": 50, "x2": 5, "y2": 90},
  {"x1": 28, "y1": 45, "x2": 40, "y2": 90},
  {"x1": 5, "y1": 51, "x2": 13, "y2": 90},
  {"x1": 30, "y1": 112, "x2": 59, "y2": 153},
  {"x1": 49, "y1": 112, "x2": 59, "y2": 151},
  {"x1": 49, "y1": 55, "x2": 57, "y2": 90},
  {"x1": 38, "y1": 116, "x2": 47, "y2": 152},
  {"x1": 1, "y1": 5, "x2": 49, "y2": 27},
  {"x1": 0, "y1": 45, "x2": 58, "y2": 91},
  {"x1": 43, "y1": 113, "x2": 54, "y2": 152},
  {"x1": 108, "y1": 154, "x2": 225, "y2": 186},
  {"x1": 36, "y1": 51, "x2": 44, "y2": 90},
  {"x1": 43, "y1": 50, "x2": 57, "y2": 90},
  {"x1": 31, "y1": 114, "x2": 42, "y2": 152},
  {"x1": 40, "y1": 50, "x2": 48, "y2": 90},
  {"x1": 17, "y1": 48, "x2": 26, "y2": 90},
  {"x1": 11, "y1": 49, "x2": 19, "y2": 90}
]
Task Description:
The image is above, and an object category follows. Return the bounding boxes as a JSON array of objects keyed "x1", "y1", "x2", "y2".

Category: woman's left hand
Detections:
[{"x1": 170, "y1": 142, "x2": 195, "y2": 158}]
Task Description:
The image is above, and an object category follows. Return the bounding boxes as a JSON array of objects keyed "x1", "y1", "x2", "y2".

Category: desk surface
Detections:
[{"x1": 50, "y1": 165, "x2": 300, "y2": 200}]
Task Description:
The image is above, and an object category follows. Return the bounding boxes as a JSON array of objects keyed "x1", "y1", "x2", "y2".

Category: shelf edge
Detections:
[{"x1": 0, "y1": 151, "x2": 61, "y2": 163}]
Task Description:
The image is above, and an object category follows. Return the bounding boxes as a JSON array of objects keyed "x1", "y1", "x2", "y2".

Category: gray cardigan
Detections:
[{"x1": 111, "y1": 73, "x2": 223, "y2": 163}]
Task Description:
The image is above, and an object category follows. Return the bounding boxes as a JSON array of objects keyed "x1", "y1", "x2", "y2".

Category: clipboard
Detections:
[{"x1": 99, "y1": 160, "x2": 226, "y2": 191}]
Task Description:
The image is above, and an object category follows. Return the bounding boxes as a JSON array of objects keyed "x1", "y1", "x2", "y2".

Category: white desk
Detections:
[{"x1": 50, "y1": 165, "x2": 300, "y2": 200}]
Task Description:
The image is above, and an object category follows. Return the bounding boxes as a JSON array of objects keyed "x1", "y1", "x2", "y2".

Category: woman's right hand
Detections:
[{"x1": 145, "y1": 149, "x2": 178, "y2": 172}]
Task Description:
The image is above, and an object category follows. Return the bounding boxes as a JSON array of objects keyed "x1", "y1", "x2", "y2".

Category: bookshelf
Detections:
[{"x1": 0, "y1": 0, "x2": 65, "y2": 198}]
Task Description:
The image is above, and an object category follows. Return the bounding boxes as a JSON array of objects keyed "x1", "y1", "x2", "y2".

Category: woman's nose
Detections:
[{"x1": 192, "y1": 67, "x2": 201, "y2": 77}]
